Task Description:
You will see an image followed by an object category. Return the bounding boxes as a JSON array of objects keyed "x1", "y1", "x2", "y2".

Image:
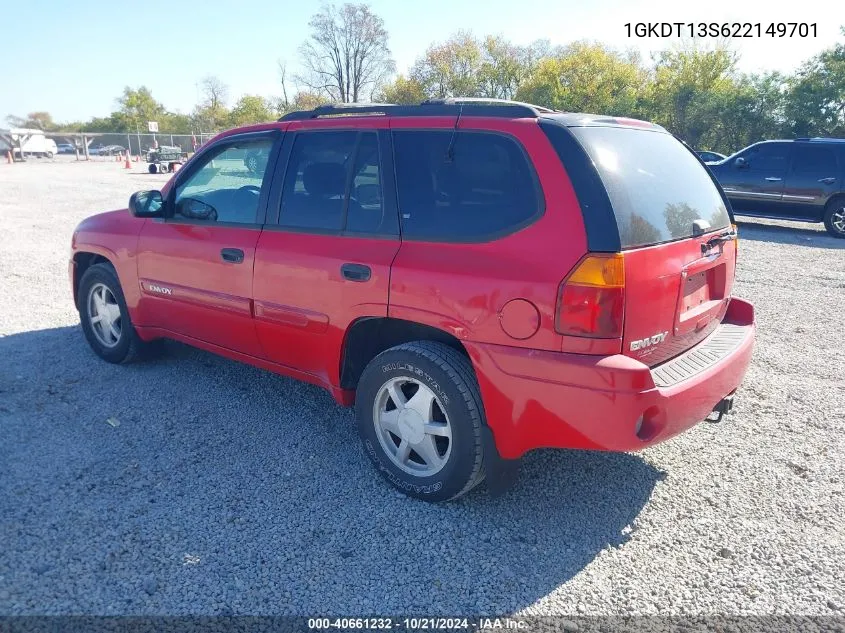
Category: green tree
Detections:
[
  {"x1": 229, "y1": 95, "x2": 273, "y2": 126},
  {"x1": 644, "y1": 47, "x2": 737, "y2": 147},
  {"x1": 376, "y1": 75, "x2": 427, "y2": 104},
  {"x1": 702, "y1": 73, "x2": 786, "y2": 153},
  {"x1": 785, "y1": 28, "x2": 845, "y2": 137},
  {"x1": 410, "y1": 31, "x2": 483, "y2": 98},
  {"x1": 114, "y1": 86, "x2": 166, "y2": 133},
  {"x1": 516, "y1": 42, "x2": 646, "y2": 115}
]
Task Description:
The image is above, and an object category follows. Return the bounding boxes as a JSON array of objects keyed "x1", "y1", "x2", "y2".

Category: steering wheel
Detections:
[{"x1": 239, "y1": 185, "x2": 261, "y2": 195}]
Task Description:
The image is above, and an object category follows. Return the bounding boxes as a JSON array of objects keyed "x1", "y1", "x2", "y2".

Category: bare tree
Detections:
[
  {"x1": 297, "y1": 3, "x2": 395, "y2": 103},
  {"x1": 199, "y1": 75, "x2": 229, "y2": 111}
]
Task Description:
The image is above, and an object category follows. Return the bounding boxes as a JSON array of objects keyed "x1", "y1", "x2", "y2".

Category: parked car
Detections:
[
  {"x1": 708, "y1": 138, "x2": 845, "y2": 237},
  {"x1": 697, "y1": 150, "x2": 726, "y2": 163},
  {"x1": 57, "y1": 143, "x2": 76, "y2": 154},
  {"x1": 87, "y1": 145, "x2": 101, "y2": 155},
  {"x1": 100, "y1": 144, "x2": 126, "y2": 156},
  {"x1": 69, "y1": 100, "x2": 755, "y2": 501},
  {"x1": 244, "y1": 147, "x2": 269, "y2": 173}
]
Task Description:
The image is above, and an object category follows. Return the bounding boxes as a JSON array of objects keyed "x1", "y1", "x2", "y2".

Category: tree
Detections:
[
  {"x1": 114, "y1": 86, "x2": 166, "y2": 133},
  {"x1": 229, "y1": 95, "x2": 273, "y2": 126},
  {"x1": 644, "y1": 46, "x2": 737, "y2": 148},
  {"x1": 5, "y1": 112, "x2": 56, "y2": 130},
  {"x1": 477, "y1": 36, "x2": 547, "y2": 100},
  {"x1": 410, "y1": 31, "x2": 482, "y2": 98},
  {"x1": 516, "y1": 42, "x2": 647, "y2": 116},
  {"x1": 376, "y1": 75, "x2": 427, "y2": 104},
  {"x1": 297, "y1": 3, "x2": 395, "y2": 102},
  {"x1": 785, "y1": 29, "x2": 845, "y2": 137},
  {"x1": 195, "y1": 75, "x2": 230, "y2": 130}
]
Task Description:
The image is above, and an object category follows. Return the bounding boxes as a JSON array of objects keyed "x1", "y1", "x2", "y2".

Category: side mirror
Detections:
[
  {"x1": 734, "y1": 157, "x2": 747, "y2": 169},
  {"x1": 129, "y1": 190, "x2": 164, "y2": 218}
]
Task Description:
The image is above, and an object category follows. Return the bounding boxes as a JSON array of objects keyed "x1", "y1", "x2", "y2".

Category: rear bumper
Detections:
[{"x1": 467, "y1": 297, "x2": 756, "y2": 459}]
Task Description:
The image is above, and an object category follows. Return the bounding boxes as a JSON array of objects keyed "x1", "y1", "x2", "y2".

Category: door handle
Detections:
[
  {"x1": 818, "y1": 177, "x2": 836, "y2": 184},
  {"x1": 341, "y1": 263, "x2": 371, "y2": 282},
  {"x1": 221, "y1": 248, "x2": 244, "y2": 263},
  {"x1": 764, "y1": 177, "x2": 782, "y2": 182}
]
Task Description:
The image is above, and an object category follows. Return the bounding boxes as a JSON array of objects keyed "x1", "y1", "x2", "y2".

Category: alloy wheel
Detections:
[
  {"x1": 373, "y1": 377, "x2": 453, "y2": 476},
  {"x1": 87, "y1": 283, "x2": 122, "y2": 348}
]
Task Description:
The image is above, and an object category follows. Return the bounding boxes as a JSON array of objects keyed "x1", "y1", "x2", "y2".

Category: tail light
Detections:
[{"x1": 555, "y1": 254, "x2": 625, "y2": 338}]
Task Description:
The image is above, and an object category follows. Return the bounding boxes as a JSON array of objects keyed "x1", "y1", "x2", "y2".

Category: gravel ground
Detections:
[{"x1": 0, "y1": 158, "x2": 843, "y2": 617}]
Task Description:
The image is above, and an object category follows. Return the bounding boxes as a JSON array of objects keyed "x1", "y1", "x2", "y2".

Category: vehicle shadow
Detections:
[
  {"x1": 735, "y1": 219, "x2": 845, "y2": 249},
  {"x1": 0, "y1": 326, "x2": 662, "y2": 616}
]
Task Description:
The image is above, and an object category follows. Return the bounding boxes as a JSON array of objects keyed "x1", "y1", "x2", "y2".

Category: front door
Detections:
[
  {"x1": 136, "y1": 132, "x2": 279, "y2": 356},
  {"x1": 252, "y1": 124, "x2": 400, "y2": 386},
  {"x1": 719, "y1": 142, "x2": 791, "y2": 215}
]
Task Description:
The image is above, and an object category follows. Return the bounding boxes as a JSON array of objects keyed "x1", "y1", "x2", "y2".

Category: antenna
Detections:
[{"x1": 445, "y1": 104, "x2": 463, "y2": 163}]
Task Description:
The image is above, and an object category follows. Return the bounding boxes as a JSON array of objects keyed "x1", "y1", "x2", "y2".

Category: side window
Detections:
[
  {"x1": 174, "y1": 137, "x2": 274, "y2": 224},
  {"x1": 792, "y1": 146, "x2": 838, "y2": 173},
  {"x1": 346, "y1": 133, "x2": 383, "y2": 233},
  {"x1": 279, "y1": 131, "x2": 357, "y2": 231},
  {"x1": 392, "y1": 130, "x2": 541, "y2": 241},
  {"x1": 744, "y1": 143, "x2": 791, "y2": 172}
]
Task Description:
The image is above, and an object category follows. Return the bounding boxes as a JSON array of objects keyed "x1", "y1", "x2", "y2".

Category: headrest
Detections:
[{"x1": 302, "y1": 162, "x2": 346, "y2": 197}]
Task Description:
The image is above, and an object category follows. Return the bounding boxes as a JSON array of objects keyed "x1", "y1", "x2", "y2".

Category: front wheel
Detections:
[
  {"x1": 78, "y1": 263, "x2": 146, "y2": 364},
  {"x1": 823, "y1": 197, "x2": 845, "y2": 238},
  {"x1": 355, "y1": 341, "x2": 486, "y2": 502}
]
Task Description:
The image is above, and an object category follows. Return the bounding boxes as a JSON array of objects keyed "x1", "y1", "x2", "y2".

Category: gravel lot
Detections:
[{"x1": 1, "y1": 158, "x2": 843, "y2": 617}]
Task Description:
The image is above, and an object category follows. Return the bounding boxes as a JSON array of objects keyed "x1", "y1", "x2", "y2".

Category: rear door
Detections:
[
  {"x1": 135, "y1": 132, "x2": 279, "y2": 356},
  {"x1": 782, "y1": 143, "x2": 841, "y2": 220},
  {"x1": 252, "y1": 122, "x2": 400, "y2": 385},
  {"x1": 717, "y1": 142, "x2": 791, "y2": 215},
  {"x1": 565, "y1": 125, "x2": 736, "y2": 366}
]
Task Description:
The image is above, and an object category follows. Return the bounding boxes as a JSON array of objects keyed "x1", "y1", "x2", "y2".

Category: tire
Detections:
[
  {"x1": 45, "y1": 151, "x2": 54, "y2": 159},
  {"x1": 148, "y1": 164, "x2": 158, "y2": 174},
  {"x1": 245, "y1": 154, "x2": 260, "y2": 173},
  {"x1": 355, "y1": 341, "x2": 486, "y2": 502},
  {"x1": 823, "y1": 196, "x2": 845, "y2": 238},
  {"x1": 78, "y1": 263, "x2": 146, "y2": 364}
]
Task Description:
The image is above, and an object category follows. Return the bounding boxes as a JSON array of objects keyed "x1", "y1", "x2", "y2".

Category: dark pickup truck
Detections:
[{"x1": 708, "y1": 138, "x2": 845, "y2": 237}]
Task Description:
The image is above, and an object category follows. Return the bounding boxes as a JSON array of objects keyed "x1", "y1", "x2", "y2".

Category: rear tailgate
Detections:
[
  {"x1": 623, "y1": 235, "x2": 736, "y2": 366},
  {"x1": 561, "y1": 123, "x2": 736, "y2": 367}
]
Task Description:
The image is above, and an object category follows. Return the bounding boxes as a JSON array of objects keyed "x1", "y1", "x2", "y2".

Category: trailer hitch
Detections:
[{"x1": 706, "y1": 394, "x2": 735, "y2": 423}]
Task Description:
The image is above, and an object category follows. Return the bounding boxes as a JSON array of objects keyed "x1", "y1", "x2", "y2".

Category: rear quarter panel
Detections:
[{"x1": 388, "y1": 118, "x2": 588, "y2": 351}]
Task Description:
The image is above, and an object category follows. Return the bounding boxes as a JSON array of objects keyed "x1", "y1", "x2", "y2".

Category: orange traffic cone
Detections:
[{"x1": 124, "y1": 152, "x2": 132, "y2": 170}]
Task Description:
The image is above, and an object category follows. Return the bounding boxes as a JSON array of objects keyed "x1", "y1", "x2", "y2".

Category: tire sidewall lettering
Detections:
[{"x1": 380, "y1": 362, "x2": 449, "y2": 407}]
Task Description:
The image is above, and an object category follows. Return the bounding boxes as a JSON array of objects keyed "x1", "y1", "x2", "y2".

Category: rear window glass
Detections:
[
  {"x1": 392, "y1": 130, "x2": 541, "y2": 241},
  {"x1": 570, "y1": 127, "x2": 731, "y2": 248}
]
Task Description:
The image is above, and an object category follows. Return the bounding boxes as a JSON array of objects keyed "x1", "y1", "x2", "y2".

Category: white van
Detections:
[{"x1": 11, "y1": 129, "x2": 58, "y2": 158}]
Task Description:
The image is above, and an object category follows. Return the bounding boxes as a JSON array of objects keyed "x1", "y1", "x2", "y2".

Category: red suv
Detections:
[{"x1": 70, "y1": 99, "x2": 755, "y2": 501}]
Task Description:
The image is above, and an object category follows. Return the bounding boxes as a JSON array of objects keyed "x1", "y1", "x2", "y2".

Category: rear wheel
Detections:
[
  {"x1": 148, "y1": 163, "x2": 158, "y2": 174},
  {"x1": 78, "y1": 263, "x2": 146, "y2": 364},
  {"x1": 823, "y1": 196, "x2": 845, "y2": 238},
  {"x1": 355, "y1": 341, "x2": 485, "y2": 502}
]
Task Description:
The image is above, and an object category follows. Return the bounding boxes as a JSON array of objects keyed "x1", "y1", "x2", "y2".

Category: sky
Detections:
[{"x1": 0, "y1": 0, "x2": 840, "y2": 124}]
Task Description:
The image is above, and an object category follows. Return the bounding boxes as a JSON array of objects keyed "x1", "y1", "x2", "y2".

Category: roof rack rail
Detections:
[
  {"x1": 278, "y1": 98, "x2": 554, "y2": 121},
  {"x1": 421, "y1": 97, "x2": 556, "y2": 114}
]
